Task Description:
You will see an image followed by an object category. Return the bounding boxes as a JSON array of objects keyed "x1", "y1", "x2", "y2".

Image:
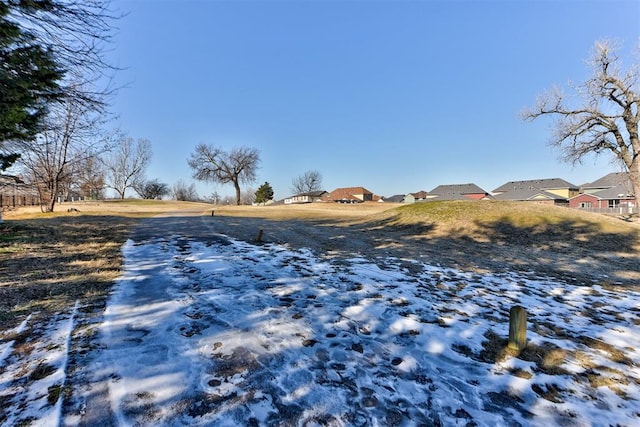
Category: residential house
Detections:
[
  {"x1": 493, "y1": 189, "x2": 570, "y2": 204},
  {"x1": 427, "y1": 183, "x2": 491, "y2": 201},
  {"x1": 284, "y1": 190, "x2": 328, "y2": 205},
  {"x1": 569, "y1": 172, "x2": 636, "y2": 212},
  {"x1": 492, "y1": 178, "x2": 579, "y2": 205},
  {"x1": 0, "y1": 174, "x2": 40, "y2": 209},
  {"x1": 324, "y1": 187, "x2": 375, "y2": 203},
  {"x1": 403, "y1": 191, "x2": 428, "y2": 203}
]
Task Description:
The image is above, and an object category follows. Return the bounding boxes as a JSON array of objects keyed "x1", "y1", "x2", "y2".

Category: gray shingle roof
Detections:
[
  {"x1": 428, "y1": 183, "x2": 489, "y2": 200},
  {"x1": 581, "y1": 172, "x2": 630, "y2": 190},
  {"x1": 293, "y1": 190, "x2": 327, "y2": 197},
  {"x1": 493, "y1": 189, "x2": 567, "y2": 201},
  {"x1": 492, "y1": 178, "x2": 577, "y2": 193},
  {"x1": 383, "y1": 194, "x2": 405, "y2": 203},
  {"x1": 589, "y1": 184, "x2": 635, "y2": 199}
]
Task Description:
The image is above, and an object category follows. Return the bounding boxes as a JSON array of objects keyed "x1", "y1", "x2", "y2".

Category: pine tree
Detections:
[
  {"x1": 0, "y1": 3, "x2": 64, "y2": 169},
  {"x1": 254, "y1": 182, "x2": 274, "y2": 204}
]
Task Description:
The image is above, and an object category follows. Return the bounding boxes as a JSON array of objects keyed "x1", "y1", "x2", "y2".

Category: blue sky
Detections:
[{"x1": 108, "y1": 0, "x2": 639, "y2": 200}]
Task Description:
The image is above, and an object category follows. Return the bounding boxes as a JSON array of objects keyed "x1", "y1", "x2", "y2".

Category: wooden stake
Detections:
[
  {"x1": 211, "y1": 210, "x2": 215, "y2": 216},
  {"x1": 508, "y1": 305, "x2": 527, "y2": 351},
  {"x1": 256, "y1": 229, "x2": 263, "y2": 243}
]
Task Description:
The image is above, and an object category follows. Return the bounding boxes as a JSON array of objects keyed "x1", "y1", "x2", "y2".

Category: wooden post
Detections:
[
  {"x1": 256, "y1": 229, "x2": 263, "y2": 243},
  {"x1": 211, "y1": 210, "x2": 214, "y2": 216},
  {"x1": 508, "y1": 306, "x2": 527, "y2": 351}
]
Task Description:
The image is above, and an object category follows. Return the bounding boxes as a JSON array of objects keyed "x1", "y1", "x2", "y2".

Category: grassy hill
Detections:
[{"x1": 368, "y1": 200, "x2": 638, "y2": 248}]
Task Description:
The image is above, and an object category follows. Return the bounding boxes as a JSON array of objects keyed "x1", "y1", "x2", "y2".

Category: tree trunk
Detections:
[
  {"x1": 47, "y1": 180, "x2": 58, "y2": 212},
  {"x1": 629, "y1": 157, "x2": 640, "y2": 212},
  {"x1": 47, "y1": 196, "x2": 56, "y2": 213},
  {"x1": 234, "y1": 180, "x2": 241, "y2": 206}
]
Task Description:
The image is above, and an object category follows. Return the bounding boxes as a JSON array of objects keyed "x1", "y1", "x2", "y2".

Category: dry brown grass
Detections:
[
  {"x1": 3, "y1": 199, "x2": 214, "y2": 219},
  {"x1": 212, "y1": 201, "x2": 396, "y2": 221},
  {"x1": 0, "y1": 199, "x2": 214, "y2": 330},
  {"x1": 368, "y1": 200, "x2": 639, "y2": 238}
]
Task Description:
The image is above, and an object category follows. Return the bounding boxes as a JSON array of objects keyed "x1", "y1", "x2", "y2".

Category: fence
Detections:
[{"x1": 575, "y1": 206, "x2": 638, "y2": 216}]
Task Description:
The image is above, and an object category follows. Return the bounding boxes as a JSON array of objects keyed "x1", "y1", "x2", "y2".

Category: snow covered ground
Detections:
[{"x1": 1, "y1": 234, "x2": 639, "y2": 426}]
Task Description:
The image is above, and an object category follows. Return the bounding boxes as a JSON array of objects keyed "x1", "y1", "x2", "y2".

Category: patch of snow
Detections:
[
  {"x1": 1, "y1": 302, "x2": 78, "y2": 426},
  {"x1": 3, "y1": 235, "x2": 640, "y2": 426}
]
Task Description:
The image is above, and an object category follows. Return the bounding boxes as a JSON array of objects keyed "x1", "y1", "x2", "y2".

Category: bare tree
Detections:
[
  {"x1": 103, "y1": 135, "x2": 152, "y2": 199},
  {"x1": 219, "y1": 195, "x2": 235, "y2": 205},
  {"x1": 187, "y1": 144, "x2": 260, "y2": 205},
  {"x1": 16, "y1": 92, "x2": 108, "y2": 212},
  {"x1": 241, "y1": 187, "x2": 257, "y2": 205},
  {"x1": 523, "y1": 39, "x2": 640, "y2": 207},
  {"x1": 291, "y1": 170, "x2": 323, "y2": 195},
  {"x1": 6, "y1": 0, "x2": 121, "y2": 112},
  {"x1": 207, "y1": 190, "x2": 221, "y2": 205},
  {"x1": 171, "y1": 179, "x2": 199, "y2": 202},
  {"x1": 73, "y1": 155, "x2": 105, "y2": 200},
  {"x1": 138, "y1": 179, "x2": 168, "y2": 200},
  {"x1": 135, "y1": 178, "x2": 169, "y2": 200}
]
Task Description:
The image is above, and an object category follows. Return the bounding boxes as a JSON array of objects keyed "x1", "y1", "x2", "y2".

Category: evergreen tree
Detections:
[
  {"x1": 254, "y1": 182, "x2": 274, "y2": 204},
  {"x1": 0, "y1": 3, "x2": 63, "y2": 169}
]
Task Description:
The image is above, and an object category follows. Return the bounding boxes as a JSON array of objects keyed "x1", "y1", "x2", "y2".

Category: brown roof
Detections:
[{"x1": 324, "y1": 187, "x2": 373, "y2": 202}]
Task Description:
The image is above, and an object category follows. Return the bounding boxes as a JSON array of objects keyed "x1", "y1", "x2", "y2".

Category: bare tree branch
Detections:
[
  {"x1": 291, "y1": 170, "x2": 323, "y2": 194},
  {"x1": 522, "y1": 39, "x2": 640, "y2": 207},
  {"x1": 103, "y1": 134, "x2": 152, "y2": 199},
  {"x1": 6, "y1": 0, "x2": 122, "y2": 112},
  {"x1": 15, "y1": 88, "x2": 109, "y2": 211},
  {"x1": 188, "y1": 144, "x2": 260, "y2": 205}
]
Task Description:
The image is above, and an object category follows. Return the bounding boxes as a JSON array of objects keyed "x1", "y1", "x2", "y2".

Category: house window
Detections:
[
  {"x1": 608, "y1": 200, "x2": 619, "y2": 208},
  {"x1": 579, "y1": 202, "x2": 592, "y2": 208}
]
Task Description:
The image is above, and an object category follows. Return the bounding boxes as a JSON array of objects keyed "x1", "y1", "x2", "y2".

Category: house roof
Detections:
[
  {"x1": 384, "y1": 194, "x2": 405, "y2": 203},
  {"x1": 492, "y1": 178, "x2": 577, "y2": 193},
  {"x1": 575, "y1": 185, "x2": 633, "y2": 200},
  {"x1": 408, "y1": 191, "x2": 428, "y2": 199},
  {"x1": 0, "y1": 174, "x2": 24, "y2": 185},
  {"x1": 332, "y1": 186, "x2": 373, "y2": 195},
  {"x1": 593, "y1": 186, "x2": 634, "y2": 199},
  {"x1": 290, "y1": 190, "x2": 327, "y2": 198},
  {"x1": 428, "y1": 183, "x2": 489, "y2": 200},
  {"x1": 581, "y1": 172, "x2": 631, "y2": 190},
  {"x1": 325, "y1": 187, "x2": 374, "y2": 201},
  {"x1": 493, "y1": 189, "x2": 567, "y2": 201}
]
